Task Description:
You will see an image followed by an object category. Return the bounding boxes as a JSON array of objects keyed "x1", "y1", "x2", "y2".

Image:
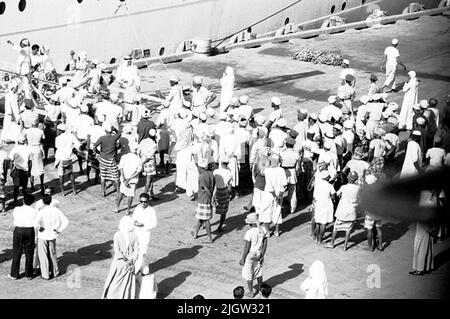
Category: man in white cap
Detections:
[
  {"x1": 191, "y1": 76, "x2": 216, "y2": 114},
  {"x1": 8, "y1": 135, "x2": 32, "y2": 203},
  {"x1": 165, "y1": 75, "x2": 184, "y2": 114},
  {"x1": 237, "y1": 95, "x2": 254, "y2": 121},
  {"x1": 139, "y1": 128, "x2": 159, "y2": 200},
  {"x1": 400, "y1": 130, "x2": 422, "y2": 178},
  {"x1": 266, "y1": 97, "x2": 282, "y2": 131},
  {"x1": 226, "y1": 97, "x2": 241, "y2": 121},
  {"x1": 73, "y1": 103, "x2": 94, "y2": 176},
  {"x1": 116, "y1": 143, "x2": 142, "y2": 215},
  {"x1": 268, "y1": 118, "x2": 288, "y2": 155},
  {"x1": 381, "y1": 38, "x2": 407, "y2": 92},
  {"x1": 321, "y1": 96, "x2": 343, "y2": 124},
  {"x1": 340, "y1": 59, "x2": 355, "y2": 87},
  {"x1": 54, "y1": 124, "x2": 80, "y2": 196},
  {"x1": 1, "y1": 78, "x2": 22, "y2": 144},
  {"x1": 51, "y1": 77, "x2": 75, "y2": 106},
  {"x1": 85, "y1": 120, "x2": 105, "y2": 183},
  {"x1": 93, "y1": 122, "x2": 121, "y2": 197},
  {"x1": 337, "y1": 74, "x2": 356, "y2": 115},
  {"x1": 115, "y1": 55, "x2": 141, "y2": 103}
]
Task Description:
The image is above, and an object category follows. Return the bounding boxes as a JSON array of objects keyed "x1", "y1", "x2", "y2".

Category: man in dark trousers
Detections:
[{"x1": 9, "y1": 194, "x2": 37, "y2": 280}]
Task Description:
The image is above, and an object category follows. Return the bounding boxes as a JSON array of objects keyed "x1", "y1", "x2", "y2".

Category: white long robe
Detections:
[
  {"x1": 1, "y1": 91, "x2": 21, "y2": 142},
  {"x1": 400, "y1": 140, "x2": 422, "y2": 178},
  {"x1": 219, "y1": 67, "x2": 235, "y2": 114},
  {"x1": 399, "y1": 78, "x2": 419, "y2": 130}
]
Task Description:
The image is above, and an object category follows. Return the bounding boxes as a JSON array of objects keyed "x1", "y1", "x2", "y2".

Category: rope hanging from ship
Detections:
[{"x1": 211, "y1": 0, "x2": 304, "y2": 49}]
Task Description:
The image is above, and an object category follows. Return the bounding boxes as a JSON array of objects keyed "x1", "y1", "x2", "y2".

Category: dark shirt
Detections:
[
  {"x1": 94, "y1": 134, "x2": 121, "y2": 159},
  {"x1": 116, "y1": 137, "x2": 130, "y2": 162},
  {"x1": 137, "y1": 119, "x2": 156, "y2": 143},
  {"x1": 197, "y1": 170, "x2": 215, "y2": 204}
]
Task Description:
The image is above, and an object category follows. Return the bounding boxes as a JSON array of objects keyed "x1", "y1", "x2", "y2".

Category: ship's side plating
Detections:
[{"x1": 0, "y1": 0, "x2": 443, "y2": 69}]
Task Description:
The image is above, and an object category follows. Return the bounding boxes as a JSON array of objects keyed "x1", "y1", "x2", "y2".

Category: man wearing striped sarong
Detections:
[
  {"x1": 191, "y1": 159, "x2": 215, "y2": 243},
  {"x1": 93, "y1": 122, "x2": 121, "y2": 197},
  {"x1": 212, "y1": 157, "x2": 233, "y2": 232}
]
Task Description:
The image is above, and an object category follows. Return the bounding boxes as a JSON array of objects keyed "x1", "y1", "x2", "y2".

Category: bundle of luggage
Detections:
[{"x1": 293, "y1": 48, "x2": 343, "y2": 66}]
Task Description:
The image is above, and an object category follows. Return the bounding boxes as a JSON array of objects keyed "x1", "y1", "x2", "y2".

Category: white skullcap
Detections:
[
  {"x1": 416, "y1": 117, "x2": 426, "y2": 125},
  {"x1": 57, "y1": 124, "x2": 66, "y2": 131},
  {"x1": 408, "y1": 70, "x2": 416, "y2": 78},
  {"x1": 239, "y1": 95, "x2": 249, "y2": 104},
  {"x1": 413, "y1": 103, "x2": 421, "y2": 110},
  {"x1": 411, "y1": 130, "x2": 422, "y2": 136},
  {"x1": 254, "y1": 114, "x2": 266, "y2": 125},
  {"x1": 170, "y1": 74, "x2": 180, "y2": 82},
  {"x1": 207, "y1": 108, "x2": 215, "y2": 118},
  {"x1": 199, "y1": 112, "x2": 207, "y2": 121},
  {"x1": 80, "y1": 104, "x2": 88, "y2": 113},
  {"x1": 419, "y1": 100, "x2": 429, "y2": 109},
  {"x1": 193, "y1": 76, "x2": 203, "y2": 84},
  {"x1": 183, "y1": 100, "x2": 191, "y2": 108},
  {"x1": 230, "y1": 97, "x2": 239, "y2": 106},
  {"x1": 91, "y1": 58, "x2": 98, "y2": 65},
  {"x1": 318, "y1": 113, "x2": 328, "y2": 123},
  {"x1": 309, "y1": 112, "x2": 318, "y2": 120},
  {"x1": 102, "y1": 122, "x2": 112, "y2": 132},
  {"x1": 328, "y1": 95, "x2": 337, "y2": 104},
  {"x1": 342, "y1": 59, "x2": 350, "y2": 65},
  {"x1": 343, "y1": 120, "x2": 353, "y2": 129},
  {"x1": 392, "y1": 38, "x2": 399, "y2": 45},
  {"x1": 271, "y1": 97, "x2": 281, "y2": 106},
  {"x1": 387, "y1": 102, "x2": 399, "y2": 111}
]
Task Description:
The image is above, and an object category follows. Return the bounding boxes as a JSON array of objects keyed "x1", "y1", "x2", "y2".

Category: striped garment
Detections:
[
  {"x1": 214, "y1": 187, "x2": 229, "y2": 215},
  {"x1": 142, "y1": 158, "x2": 156, "y2": 176},
  {"x1": 195, "y1": 203, "x2": 212, "y2": 220},
  {"x1": 333, "y1": 219, "x2": 354, "y2": 232},
  {"x1": 99, "y1": 157, "x2": 119, "y2": 181}
]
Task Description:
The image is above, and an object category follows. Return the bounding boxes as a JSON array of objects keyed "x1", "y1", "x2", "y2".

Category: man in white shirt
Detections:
[
  {"x1": 54, "y1": 124, "x2": 80, "y2": 196},
  {"x1": 268, "y1": 118, "x2": 288, "y2": 155},
  {"x1": 165, "y1": 75, "x2": 183, "y2": 114},
  {"x1": 132, "y1": 193, "x2": 157, "y2": 272},
  {"x1": 266, "y1": 97, "x2": 282, "y2": 131},
  {"x1": 381, "y1": 38, "x2": 407, "y2": 92},
  {"x1": 95, "y1": 94, "x2": 123, "y2": 131},
  {"x1": 9, "y1": 194, "x2": 37, "y2": 280},
  {"x1": 35, "y1": 194, "x2": 69, "y2": 280},
  {"x1": 116, "y1": 144, "x2": 142, "y2": 215},
  {"x1": 74, "y1": 104, "x2": 94, "y2": 176},
  {"x1": 237, "y1": 95, "x2": 254, "y2": 121},
  {"x1": 191, "y1": 76, "x2": 216, "y2": 114},
  {"x1": 115, "y1": 55, "x2": 141, "y2": 103},
  {"x1": 9, "y1": 135, "x2": 32, "y2": 204}
]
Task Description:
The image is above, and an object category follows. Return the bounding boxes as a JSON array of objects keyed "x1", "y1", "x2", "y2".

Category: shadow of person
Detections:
[
  {"x1": 212, "y1": 209, "x2": 248, "y2": 241},
  {"x1": 149, "y1": 245, "x2": 202, "y2": 274},
  {"x1": 264, "y1": 263, "x2": 304, "y2": 289},
  {"x1": 280, "y1": 203, "x2": 311, "y2": 234},
  {"x1": 0, "y1": 249, "x2": 13, "y2": 265},
  {"x1": 382, "y1": 222, "x2": 411, "y2": 250},
  {"x1": 57, "y1": 240, "x2": 113, "y2": 275},
  {"x1": 434, "y1": 246, "x2": 450, "y2": 270},
  {"x1": 157, "y1": 271, "x2": 191, "y2": 299}
]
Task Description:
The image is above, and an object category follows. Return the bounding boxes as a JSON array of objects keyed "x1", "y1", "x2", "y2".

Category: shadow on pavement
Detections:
[
  {"x1": 265, "y1": 263, "x2": 304, "y2": 289},
  {"x1": 150, "y1": 245, "x2": 203, "y2": 274}
]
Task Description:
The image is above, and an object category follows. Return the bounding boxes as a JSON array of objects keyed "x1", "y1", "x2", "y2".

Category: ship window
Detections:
[
  {"x1": 159, "y1": 47, "x2": 165, "y2": 56},
  {"x1": 341, "y1": 2, "x2": 346, "y2": 10},
  {"x1": 77, "y1": 0, "x2": 83, "y2": 3},
  {"x1": 362, "y1": 0, "x2": 366, "y2": 4},
  {"x1": 0, "y1": 2, "x2": 5, "y2": 15},
  {"x1": 285, "y1": 17, "x2": 290, "y2": 25},
  {"x1": 331, "y1": 5, "x2": 336, "y2": 13},
  {"x1": 18, "y1": 0, "x2": 26, "y2": 12},
  {"x1": 247, "y1": 27, "x2": 252, "y2": 33}
]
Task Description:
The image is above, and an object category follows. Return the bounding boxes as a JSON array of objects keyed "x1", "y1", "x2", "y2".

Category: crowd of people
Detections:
[{"x1": 1, "y1": 36, "x2": 449, "y2": 298}]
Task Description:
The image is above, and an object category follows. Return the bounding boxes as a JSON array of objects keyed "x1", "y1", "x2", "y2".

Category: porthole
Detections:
[
  {"x1": 0, "y1": 2, "x2": 6, "y2": 15},
  {"x1": 342, "y1": 2, "x2": 347, "y2": 10},
  {"x1": 247, "y1": 27, "x2": 252, "y2": 33},
  {"x1": 362, "y1": 0, "x2": 366, "y2": 4},
  {"x1": 77, "y1": 0, "x2": 83, "y2": 3},
  {"x1": 18, "y1": 0, "x2": 26, "y2": 12},
  {"x1": 285, "y1": 17, "x2": 290, "y2": 25},
  {"x1": 331, "y1": 5, "x2": 336, "y2": 13},
  {"x1": 159, "y1": 47, "x2": 165, "y2": 56}
]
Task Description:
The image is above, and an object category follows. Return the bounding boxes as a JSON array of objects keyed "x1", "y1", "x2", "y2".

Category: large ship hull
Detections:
[{"x1": 0, "y1": 0, "x2": 443, "y2": 70}]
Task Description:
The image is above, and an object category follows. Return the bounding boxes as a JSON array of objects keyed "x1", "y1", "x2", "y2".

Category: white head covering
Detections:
[
  {"x1": 303, "y1": 260, "x2": 328, "y2": 299},
  {"x1": 392, "y1": 38, "x2": 399, "y2": 45},
  {"x1": 271, "y1": 97, "x2": 281, "y2": 106},
  {"x1": 239, "y1": 95, "x2": 249, "y2": 104},
  {"x1": 408, "y1": 70, "x2": 416, "y2": 78},
  {"x1": 118, "y1": 216, "x2": 134, "y2": 248},
  {"x1": 193, "y1": 76, "x2": 203, "y2": 85}
]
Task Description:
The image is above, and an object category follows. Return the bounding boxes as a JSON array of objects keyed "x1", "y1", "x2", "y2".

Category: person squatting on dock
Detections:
[{"x1": 0, "y1": 37, "x2": 448, "y2": 297}]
